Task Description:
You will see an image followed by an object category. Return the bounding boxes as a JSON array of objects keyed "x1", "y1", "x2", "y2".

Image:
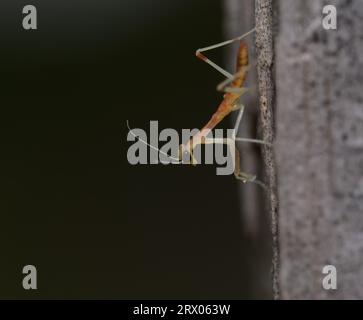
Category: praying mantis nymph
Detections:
[{"x1": 179, "y1": 28, "x2": 269, "y2": 188}]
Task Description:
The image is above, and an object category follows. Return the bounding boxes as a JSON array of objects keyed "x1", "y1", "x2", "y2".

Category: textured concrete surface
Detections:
[
  {"x1": 256, "y1": 0, "x2": 280, "y2": 299},
  {"x1": 276, "y1": 0, "x2": 363, "y2": 299}
]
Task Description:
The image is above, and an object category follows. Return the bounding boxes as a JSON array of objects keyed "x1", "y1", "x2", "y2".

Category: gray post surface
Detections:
[
  {"x1": 276, "y1": 0, "x2": 363, "y2": 299},
  {"x1": 255, "y1": 0, "x2": 280, "y2": 300}
]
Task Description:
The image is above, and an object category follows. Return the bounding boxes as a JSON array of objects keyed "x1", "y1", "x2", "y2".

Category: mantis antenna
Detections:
[{"x1": 126, "y1": 120, "x2": 182, "y2": 164}]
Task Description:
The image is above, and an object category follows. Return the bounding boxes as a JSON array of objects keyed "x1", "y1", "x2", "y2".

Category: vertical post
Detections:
[
  {"x1": 277, "y1": 0, "x2": 363, "y2": 299},
  {"x1": 255, "y1": 0, "x2": 280, "y2": 299}
]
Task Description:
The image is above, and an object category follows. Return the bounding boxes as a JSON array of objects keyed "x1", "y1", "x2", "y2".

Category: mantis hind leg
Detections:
[
  {"x1": 234, "y1": 148, "x2": 267, "y2": 189},
  {"x1": 232, "y1": 103, "x2": 271, "y2": 146},
  {"x1": 195, "y1": 28, "x2": 255, "y2": 79},
  {"x1": 201, "y1": 136, "x2": 266, "y2": 189}
]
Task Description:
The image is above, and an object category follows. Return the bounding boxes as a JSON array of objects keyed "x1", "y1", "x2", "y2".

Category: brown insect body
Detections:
[
  {"x1": 202, "y1": 42, "x2": 248, "y2": 132},
  {"x1": 191, "y1": 42, "x2": 248, "y2": 142},
  {"x1": 180, "y1": 41, "x2": 249, "y2": 162}
]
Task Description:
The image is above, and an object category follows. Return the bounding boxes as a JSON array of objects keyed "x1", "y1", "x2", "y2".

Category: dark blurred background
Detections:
[{"x1": 0, "y1": 0, "x2": 271, "y2": 298}]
